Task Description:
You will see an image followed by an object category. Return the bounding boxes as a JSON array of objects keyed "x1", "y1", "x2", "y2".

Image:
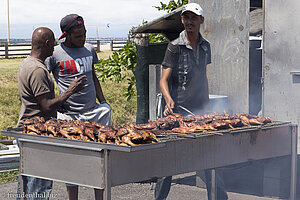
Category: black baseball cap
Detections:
[{"x1": 58, "y1": 14, "x2": 84, "y2": 40}]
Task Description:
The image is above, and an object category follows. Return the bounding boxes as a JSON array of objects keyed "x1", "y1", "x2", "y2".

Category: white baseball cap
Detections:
[{"x1": 181, "y1": 3, "x2": 203, "y2": 16}]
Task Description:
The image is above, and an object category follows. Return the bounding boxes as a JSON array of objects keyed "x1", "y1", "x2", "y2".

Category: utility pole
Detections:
[
  {"x1": 87, "y1": 26, "x2": 100, "y2": 52},
  {"x1": 87, "y1": 26, "x2": 99, "y2": 40},
  {"x1": 7, "y1": 0, "x2": 10, "y2": 44},
  {"x1": 96, "y1": 27, "x2": 99, "y2": 41}
]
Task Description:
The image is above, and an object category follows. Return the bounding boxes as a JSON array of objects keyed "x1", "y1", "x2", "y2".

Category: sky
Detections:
[{"x1": 0, "y1": 0, "x2": 170, "y2": 39}]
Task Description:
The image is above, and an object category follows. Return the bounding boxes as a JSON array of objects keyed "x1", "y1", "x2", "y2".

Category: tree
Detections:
[
  {"x1": 95, "y1": 0, "x2": 188, "y2": 100},
  {"x1": 154, "y1": 0, "x2": 188, "y2": 13}
]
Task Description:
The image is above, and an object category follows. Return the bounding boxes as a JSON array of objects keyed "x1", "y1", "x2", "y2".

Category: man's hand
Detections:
[
  {"x1": 164, "y1": 97, "x2": 175, "y2": 116},
  {"x1": 36, "y1": 75, "x2": 87, "y2": 115},
  {"x1": 67, "y1": 75, "x2": 87, "y2": 94},
  {"x1": 57, "y1": 102, "x2": 70, "y2": 113}
]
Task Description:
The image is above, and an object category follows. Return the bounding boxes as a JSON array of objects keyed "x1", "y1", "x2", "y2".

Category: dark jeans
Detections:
[
  {"x1": 154, "y1": 170, "x2": 228, "y2": 200},
  {"x1": 17, "y1": 173, "x2": 53, "y2": 200}
]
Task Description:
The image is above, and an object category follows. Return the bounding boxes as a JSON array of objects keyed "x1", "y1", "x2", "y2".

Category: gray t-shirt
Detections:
[
  {"x1": 45, "y1": 43, "x2": 98, "y2": 114},
  {"x1": 18, "y1": 56, "x2": 56, "y2": 127}
]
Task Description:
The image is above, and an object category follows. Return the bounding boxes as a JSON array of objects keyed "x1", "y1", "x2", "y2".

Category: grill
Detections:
[{"x1": 1, "y1": 121, "x2": 297, "y2": 200}]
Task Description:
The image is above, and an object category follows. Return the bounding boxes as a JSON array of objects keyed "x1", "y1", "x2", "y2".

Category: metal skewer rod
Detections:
[{"x1": 177, "y1": 105, "x2": 196, "y2": 116}]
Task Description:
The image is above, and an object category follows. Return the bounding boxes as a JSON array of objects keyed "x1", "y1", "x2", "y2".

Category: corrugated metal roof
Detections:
[
  {"x1": 134, "y1": 3, "x2": 263, "y2": 39},
  {"x1": 133, "y1": 7, "x2": 184, "y2": 41}
]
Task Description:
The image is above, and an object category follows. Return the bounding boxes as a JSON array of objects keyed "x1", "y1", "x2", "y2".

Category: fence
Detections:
[
  {"x1": 0, "y1": 140, "x2": 19, "y2": 172},
  {"x1": 0, "y1": 38, "x2": 129, "y2": 59}
]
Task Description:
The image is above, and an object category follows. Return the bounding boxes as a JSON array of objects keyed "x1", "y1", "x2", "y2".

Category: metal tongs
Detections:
[{"x1": 177, "y1": 105, "x2": 196, "y2": 116}]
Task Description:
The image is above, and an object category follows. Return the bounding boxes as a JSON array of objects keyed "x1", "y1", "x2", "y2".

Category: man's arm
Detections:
[
  {"x1": 36, "y1": 76, "x2": 86, "y2": 114},
  {"x1": 160, "y1": 67, "x2": 174, "y2": 116},
  {"x1": 92, "y1": 65, "x2": 107, "y2": 104}
]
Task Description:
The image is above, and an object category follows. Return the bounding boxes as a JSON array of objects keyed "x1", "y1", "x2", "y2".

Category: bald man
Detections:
[{"x1": 17, "y1": 27, "x2": 86, "y2": 199}]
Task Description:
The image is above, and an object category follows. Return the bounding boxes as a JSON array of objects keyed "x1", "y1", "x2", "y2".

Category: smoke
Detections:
[{"x1": 208, "y1": 95, "x2": 229, "y2": 114}]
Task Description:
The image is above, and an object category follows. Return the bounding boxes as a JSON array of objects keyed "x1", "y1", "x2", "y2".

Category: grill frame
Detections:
[{"x1": 1, "y1": 121, "x2": 297, "y2": 200}]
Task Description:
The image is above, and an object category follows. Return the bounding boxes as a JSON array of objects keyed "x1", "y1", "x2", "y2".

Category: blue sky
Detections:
[{"x1": 0, "y1": 0, "x2": 169, "y2": 39}]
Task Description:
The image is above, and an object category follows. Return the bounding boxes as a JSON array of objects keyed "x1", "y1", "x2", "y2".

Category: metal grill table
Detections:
[{"x1": 1, "y1": 122, "x2": 297, "y2": 200}]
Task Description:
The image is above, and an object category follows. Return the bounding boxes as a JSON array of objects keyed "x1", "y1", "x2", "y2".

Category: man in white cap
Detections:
[{"x1": 157, "y1": 3, "x2": 228, "y2": 200}]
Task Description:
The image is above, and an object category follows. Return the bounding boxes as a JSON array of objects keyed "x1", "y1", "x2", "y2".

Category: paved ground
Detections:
[{"x1": 0, "y1": 173, "x2": 280, "y2": 200}]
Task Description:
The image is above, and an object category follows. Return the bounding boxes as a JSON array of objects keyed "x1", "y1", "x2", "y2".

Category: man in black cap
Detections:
[{"x1": 45, "y1": 14, "x2": 110, "y2": 200}]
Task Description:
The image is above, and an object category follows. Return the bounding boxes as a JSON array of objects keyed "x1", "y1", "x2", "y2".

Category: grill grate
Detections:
[{"x1": 152, "y1": 121, "x2": 291, "y2": 141}]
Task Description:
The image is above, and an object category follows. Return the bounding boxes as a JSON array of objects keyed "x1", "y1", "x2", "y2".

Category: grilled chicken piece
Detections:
[
  {"x1": 80, "y1": 135, "x2": 90, "y2": 141},
  {"x1": 23, "y1": 116, "x2": 45, "y2": 125},
  {"x1": 172, "y1": 126, "x2": 198, "y2": 134},
  {"x1": 114, "y1": 137, "x2": 122, "y2": 145},
  {"x1": 249, "y1": 118, "x2": 264, "y2": 125},
  {"x1": 255, "y1": 117, "x2": 273, "y2": 124},
  {"x1": 68, "y1": 124, "x2": 84, "y2": 135},
  {"x1": 116, "y1": 127, "x2": 128, "y2": 137},
  {"x1": 182, "y1": 115, "x2": 196, "y2": 122},
  {"x1": 133, "y1": 121, "x2": 158, "y2": 130},
  {"x1": 84, "y1": 127, "x2": 97, "y2": 141},
  {"x1": 44, "y1": 119, "x2": 59, "y2": 136},
  {"x1": 98, "y1": 133, "x2": 107, "y2": 143},
  {"x1": 46, "y1": 126, "x2": 59, "y2": 136},
  {"x1": 224, "y1": 119, "x2": 241, "y2": 128},
  {"x1": 59, "y1": 124, "x2": 83, "y2": 139},
  {"x1": 172, "y1": 113, "x2": 183, "y2": 118},
  {"x1": 26, "y1": 124, "x2": 43, "y2": 134},
  {"x1": 157, "y1": 115, "x2": 179, "y2": 130},
  {"x1": 125, "y1": 126, "x2": 142, "y2": 138},
  {"x1": 121, "y1": 135, "x2": 137, "y2": 146},
  {"x1": 140, "y1": 130, "x2": 160, "y2": 142},
  {"x1": 60, "y1": 128, "x2": 75, "y2": 139},
  {"x1": 126, "y1": 127, "x2": 143, "y2": 140},
  {"x1": 97, "y1": 126, "x2": 117, "y2": 143},
  {"x1": 210, "y1": 120, "x2": 235, "y2": 130},
  {"x1": 236, "y1": 115, "x2": 251, "y2": 126},
  {"x1": 91, "y1": 121, "x2": 103, "y2": 128}
]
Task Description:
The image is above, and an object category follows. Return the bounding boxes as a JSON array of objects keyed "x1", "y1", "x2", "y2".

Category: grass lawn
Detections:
[{"x1": 0, "y1": 50, "x2": 137, "y2": 135}]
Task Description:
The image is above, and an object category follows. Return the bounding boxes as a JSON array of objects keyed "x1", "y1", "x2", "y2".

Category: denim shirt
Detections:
[{"x1": 162, "y1": 30, "x2": 211, "y2": 114}]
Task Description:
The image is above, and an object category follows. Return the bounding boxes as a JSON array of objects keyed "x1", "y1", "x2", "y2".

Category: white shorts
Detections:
[
  {"x1": 58, "y1": 103, "x2": 111, "y2": 125},
  {"x1": 60, "y1": 103, "x2": 111, "y2": 187}
]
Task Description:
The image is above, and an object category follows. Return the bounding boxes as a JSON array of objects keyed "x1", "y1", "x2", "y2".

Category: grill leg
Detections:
[
  {"x1": 103, "y1": 149, "x2": 111, "y2": 200},
  {"x1": 20, "y1": 140, "x2": 25, "y2": 200},
  {"x1": 211, "y1": 169, "x2": 217, "y2": 200},
  {"x1": 290, "y1": 125, "x2": 298, "y2": 200},
  {"x1": 20, "y1": 175, "x2": 24, "y2": 200}
]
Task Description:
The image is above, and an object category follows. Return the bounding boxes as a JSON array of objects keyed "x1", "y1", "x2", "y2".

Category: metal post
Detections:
[
  {"x1": 7, "y1": 0, "x2": 10, "y2": 45},
  {"x1": 211, "y1": 169, "x2": 217, "y2": 200},
  {"x1": 103, "y1": 149, "x2": 111, "y2": 200},
  {"x1": 5, "y1": 42, "x2": 8, "y2": 59},
  {"x1": 127, "y1": 33, "x2": 130, "y2": 43},
  {"x1": 97, "y1": 39, "x2": 100, "y2": 52},
  {"x1": 149, "y1": 64, "x2": 162, "y2": 121},
  {"x1": 96, "y1": 27, "x2": 99, "y2": 41},
  {"x1": 290, "y1": 125, "x2": 298, "y2": 200},
  {"x1": 19, "y1": 140, "x2": 24, "y2": 200},
  {"x1": 110, "y1": 40, "x2": 113, "y2": 51}
]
